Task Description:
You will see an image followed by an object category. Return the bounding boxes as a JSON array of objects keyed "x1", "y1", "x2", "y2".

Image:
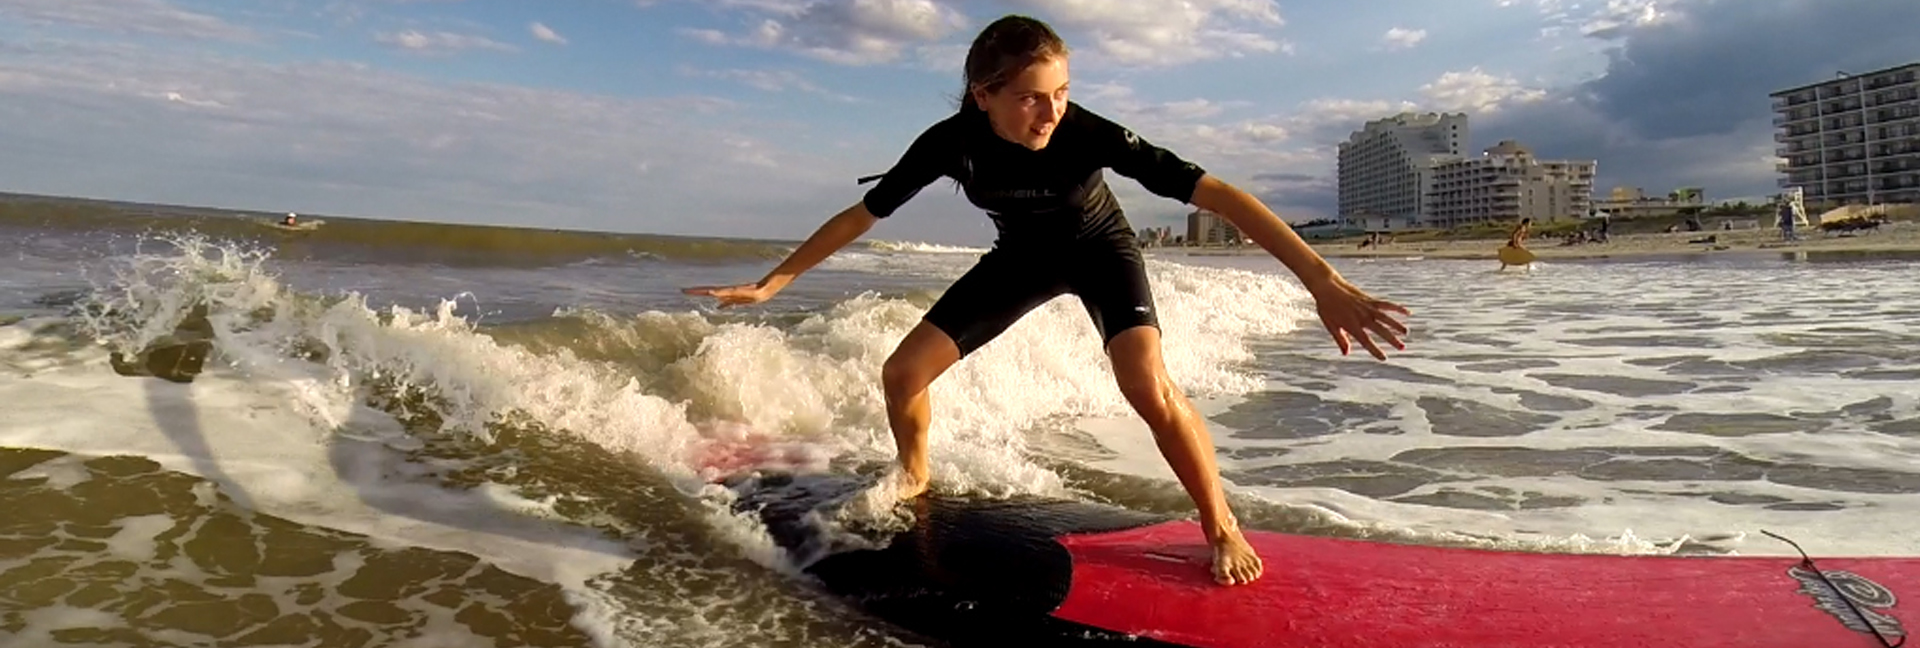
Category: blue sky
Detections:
[{"x1": 0, "y1": 0, "x2": 1914, "y2": 245}]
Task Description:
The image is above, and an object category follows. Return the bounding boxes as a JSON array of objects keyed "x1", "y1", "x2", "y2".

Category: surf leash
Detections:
[{"x1": 1762, "y1": 529, "x2": 1907, "y2": 647}]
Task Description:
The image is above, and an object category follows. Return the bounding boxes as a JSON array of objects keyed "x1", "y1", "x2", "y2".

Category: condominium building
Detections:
[
  {"x1": 1772, "y1": 61, "x2": 1920, "y2": 206},
  {"x1": 1424, "y1": 140, "x2": 1596, "y2": 227},
  {"x1": 1185, "y1": 209, "x2": 1243, "y2": 245},
  {"x1": 1337, "y1": 112, "x2": 1468, "y2": 229}
]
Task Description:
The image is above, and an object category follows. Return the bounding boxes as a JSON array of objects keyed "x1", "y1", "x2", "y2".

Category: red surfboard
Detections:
[
  {"x1": 726, "y1": 470, "x2": 1916, "y2": 648},
  {"x1": 1056, "y1": 520, "x2": 1917, "y2": 648}
]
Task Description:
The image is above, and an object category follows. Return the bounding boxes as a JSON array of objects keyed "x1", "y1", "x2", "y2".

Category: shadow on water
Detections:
[
  {"x1": 80, "y1": 303, "x2": 909, "y2": 648},
  {"x1": 99, "y1": 302, "x2": 644, "y2": 559},
  {"x1": 106, "y1": 303, "x2": 256, "y2": 510}
]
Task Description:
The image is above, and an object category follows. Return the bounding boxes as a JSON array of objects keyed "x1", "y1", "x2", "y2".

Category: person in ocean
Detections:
[
  {"x1": 1498, "y1": 217, "x2": 1533, "y2": 269},
  {"x1": 1507, "y1": 217, "x2": 1532, "y2": 250},
  {"x1": 683, "y1": 14, "x2": 1410, "y2": 587}
]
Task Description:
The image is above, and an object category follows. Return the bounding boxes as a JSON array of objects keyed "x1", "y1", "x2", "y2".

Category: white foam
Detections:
[
  {"x1": 10, "y1": 452, "x2": 93, "y2": 489},
  {"x1": 863, "y1": 240, "x2": 990, "y2": 255},
  {"x1": 1094, "y1": 255, "x2": 1920, "y2": 557},
  {"x1": 0, "y1": 346, "x2": 638, "y2": 646},
  {"x1": 666, "y1": 258, "x2": 1311, "y2": 497},
  {"x1": 7, "y1": 233, "x2": 1311, "y2": 645},
  {"x1": 103, "y1": 514, "x2": 177, "y2": 563},
  {"x1": 11, "y1": 606, "x2": 123, "y2": 647}
]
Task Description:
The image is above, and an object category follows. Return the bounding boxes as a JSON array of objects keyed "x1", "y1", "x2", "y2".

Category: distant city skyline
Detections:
[{"x1": 0, "y1": 0, "x2": 1915, "y2": 245}]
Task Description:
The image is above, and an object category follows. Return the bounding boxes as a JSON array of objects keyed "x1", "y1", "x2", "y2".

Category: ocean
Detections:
[{"x1": 3, "y1": 200, "x2": 1918, "y2": 647}]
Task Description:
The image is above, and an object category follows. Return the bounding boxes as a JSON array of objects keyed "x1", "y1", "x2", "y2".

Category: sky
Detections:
[{"x1": 0, "y1": 0, "x2": 1915, "y2": 245}]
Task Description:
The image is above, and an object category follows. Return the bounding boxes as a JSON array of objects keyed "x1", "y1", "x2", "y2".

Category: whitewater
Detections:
[{"x1": 2, "y1": 217, "x2": 1917, "y2": 647}]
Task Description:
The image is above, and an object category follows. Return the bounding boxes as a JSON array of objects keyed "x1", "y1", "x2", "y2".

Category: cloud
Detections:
[
  {"x1": 1381, "y1": 27, "x2": 1426, "y2": 50},
  {"x1": 679, "y1": 65, "x2": 861, "y2": 102},
  {"x1": 1508, "y1": 0, "x2": 1680, "y2": 40},
  {"x1": 1004, "y1": 0, "x2": 1289, "y2": 66},
  {"x1": 1062, "y1": 80, "x2": 1325, "y2": 221},
  {"x1": 680, "y1": 0, "x2": 1290, "y2": 69},
  {"x1": 0, "y1": 0, "x2": 255, "y2": 41},
  {"x1": 1418, "y1": 68, "x2": 1548, "y2": 114},
  {"x1": 375, "y1": 29, "x2": 518, "y2": 54},
  {"x1": 681, "y1": 0, "x2": 969, "y2": 66},
  {"x1": 0, "y1": 38, "x2": 863, "y2": 237},
  {"x1": 1255, "y1": 0, "x2": 1920, "y2": 218},
  {"x1": 529, "y1": 22, "x2": 567, "y2": 45}
]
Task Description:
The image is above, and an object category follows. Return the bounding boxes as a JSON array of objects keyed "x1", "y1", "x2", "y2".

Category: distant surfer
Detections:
[
  {"x1": 684, "y1": 14, "x2": 1410, "y2": 587},
  {"x1": 1499, "y1": 217, "x2": 1532, "y2": 269},
  {"x1": 282, "y1": 212, "x2": 298, "y2": 226}
]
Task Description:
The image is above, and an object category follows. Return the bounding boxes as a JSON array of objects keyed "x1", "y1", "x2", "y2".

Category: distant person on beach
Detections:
[
  {"x1": 682, "y1": 14, "x2": 1409, "y2": 588},
  {"x1": 1506, "y1": 218, "x2": 1532, "y2": 250},
  {"x1": 1778, "y1": 201, "x2": 1800, "y2": 242}
]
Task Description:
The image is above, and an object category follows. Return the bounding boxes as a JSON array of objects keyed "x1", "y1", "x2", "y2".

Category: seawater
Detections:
[{"x1": 2, "y1": 209, "x2": 1917, "y2": 647}]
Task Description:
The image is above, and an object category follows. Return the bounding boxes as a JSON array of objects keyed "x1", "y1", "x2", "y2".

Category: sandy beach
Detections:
[{"x1": 1167, "y1": 220, "x2": 1920, "y2": 262}]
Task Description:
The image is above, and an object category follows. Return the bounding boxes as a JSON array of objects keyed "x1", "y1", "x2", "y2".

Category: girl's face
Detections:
[{"x1": 975, "y1": 55, "x2": 1070, "y2": 151}]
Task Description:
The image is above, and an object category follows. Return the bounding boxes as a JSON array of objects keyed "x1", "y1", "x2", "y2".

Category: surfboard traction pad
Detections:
[{"x1": 724, "y1": 470, "x2": 1189, "y2": 646}]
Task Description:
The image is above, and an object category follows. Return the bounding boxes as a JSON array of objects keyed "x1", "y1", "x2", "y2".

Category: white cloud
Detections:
[
  {"x1": 1064, "y1": 80, "x2": 1317, "y2": 218},
  {"x1": 679, "y1": 66, "x2": 861, "y2": 102},
  {"x1": 1006, "y1": 0, "x2": 1289, "y2": 66},
  {"x1": 0, "y1": 0, "x2": 255, "y2": 41},
  {"x1": 1382, "y1": 27, "x2": 1427, "y2": 50},
  {"x1": 684, "y1": 0, "x2": 969, "y2": 65},
  {"x1": 1508, "y1": 0, "x2": 1680, "y2": 39},
  {"x1": 1417, "y1": 67, "x2": 1549, "y2": 114},
  {"x1": 375, "y1": 29, "x2": 518, "y2": 54},
  {"x1": 682, "y1": 0, "x2": 1290, "y2": 68},
  {"x1": 0, "y1": 38, "x2": 859, "y2": 236},
  {"x1": 1578, "y1": 0, "x2": 1677, "y2": 39},
  {"x1": 529, "y1": 22, "x2": 567, "y2": 45}
]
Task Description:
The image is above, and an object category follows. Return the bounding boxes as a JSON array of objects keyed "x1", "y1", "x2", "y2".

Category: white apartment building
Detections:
[
  {"x1": 1336, "y1": 112, "x2": 1468, "y2": 230},
  {"x1": 1425, "y1": 140, "x2": 1596, "y2": 227},
  {"x1": 1772, "y1": 62, "x2": 1920, "y2": 206}
]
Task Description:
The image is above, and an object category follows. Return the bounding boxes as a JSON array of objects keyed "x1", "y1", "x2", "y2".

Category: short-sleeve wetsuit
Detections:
[{"x1": 859, "y1": 101, "x2": 1208, "y2": 357}]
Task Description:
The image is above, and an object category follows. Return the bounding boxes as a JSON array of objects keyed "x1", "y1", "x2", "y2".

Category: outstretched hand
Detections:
[
  {"x1": 1306, "y1": 275, "x2": 1410, "y2": 360},
  {"x1": 681, "y1": 282, "x2": 778, "y2": 308}
]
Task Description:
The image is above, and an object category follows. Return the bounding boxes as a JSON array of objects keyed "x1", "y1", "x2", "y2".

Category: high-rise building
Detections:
[
  {"x1": 1424, "y1": 141, "x2": 1596, "y2": 227},
  {"x1": 1336, "y1": 112, "x2": 1468, "y2": 230},
  {"x1": 1771, "y1": 62, "x2": 1920, "y2": 207}
]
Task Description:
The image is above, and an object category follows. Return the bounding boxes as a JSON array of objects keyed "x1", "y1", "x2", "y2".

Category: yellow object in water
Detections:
[{"x1": 1497, "y1": 246, "x2": 1536, "y2": 266}]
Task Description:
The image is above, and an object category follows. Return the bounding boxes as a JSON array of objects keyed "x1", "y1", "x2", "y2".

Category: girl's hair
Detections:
[{"x1": 959, "y1": 15, "x2": 1068, "y2": 112}]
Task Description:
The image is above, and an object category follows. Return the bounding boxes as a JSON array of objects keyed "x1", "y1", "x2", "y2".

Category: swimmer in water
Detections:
[{"x1": 683, "y1": 14, "x2": 1410, "y2": 587}]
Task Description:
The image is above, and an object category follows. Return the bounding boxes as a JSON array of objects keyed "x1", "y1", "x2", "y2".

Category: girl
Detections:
[{"x1": 685, "y1": 14, "x2": 1410, "y2": 586}]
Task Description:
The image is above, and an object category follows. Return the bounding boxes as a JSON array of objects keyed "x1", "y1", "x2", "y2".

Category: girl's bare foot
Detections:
[
  {"x1": 889, "y1": 465, "x2": 929, "y2": 500},
  {"x1": 1210, "y1": 527, "x2": 1264, "y2": 586}
]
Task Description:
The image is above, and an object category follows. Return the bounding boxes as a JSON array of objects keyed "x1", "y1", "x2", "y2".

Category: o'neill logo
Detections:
[{"x1": 1788, "y1": 565, "x2": 1906, "y2": 637}]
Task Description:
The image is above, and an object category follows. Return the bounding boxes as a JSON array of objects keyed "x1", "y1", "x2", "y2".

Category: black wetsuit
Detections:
[{"x1": 860, "y1": 101, "x2": 1208, "y2": 357}]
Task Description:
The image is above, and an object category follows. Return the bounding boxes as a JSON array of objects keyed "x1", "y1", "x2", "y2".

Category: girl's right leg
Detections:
[
  {"x1": 882, "y1": 248, "x2": 1066, "y2": 497},
  {"x1": 881, "y1": 320, "x2": 961, "y2": 498}
]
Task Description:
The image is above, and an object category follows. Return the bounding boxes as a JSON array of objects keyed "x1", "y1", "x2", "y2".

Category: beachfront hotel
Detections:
[
  {"x1": 1772, "y1": 61, "x2": 1920, "y2": 207},
  {"x1": 1336, "y1": 112, "x2": 1468, "y2": 231},
  {"x1": 1423, "y1": 140, "x2": 1597, "y2": 228}
]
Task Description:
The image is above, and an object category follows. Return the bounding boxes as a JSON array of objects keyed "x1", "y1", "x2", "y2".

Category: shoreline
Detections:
[{"x1": 1158, "y1": 222, "x2": 1920, "y2": 262}]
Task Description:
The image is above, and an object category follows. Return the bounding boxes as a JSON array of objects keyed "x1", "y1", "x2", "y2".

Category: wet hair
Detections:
[{"x1": 959, "y1": 15, "x2": 1068, "y2": 113}]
